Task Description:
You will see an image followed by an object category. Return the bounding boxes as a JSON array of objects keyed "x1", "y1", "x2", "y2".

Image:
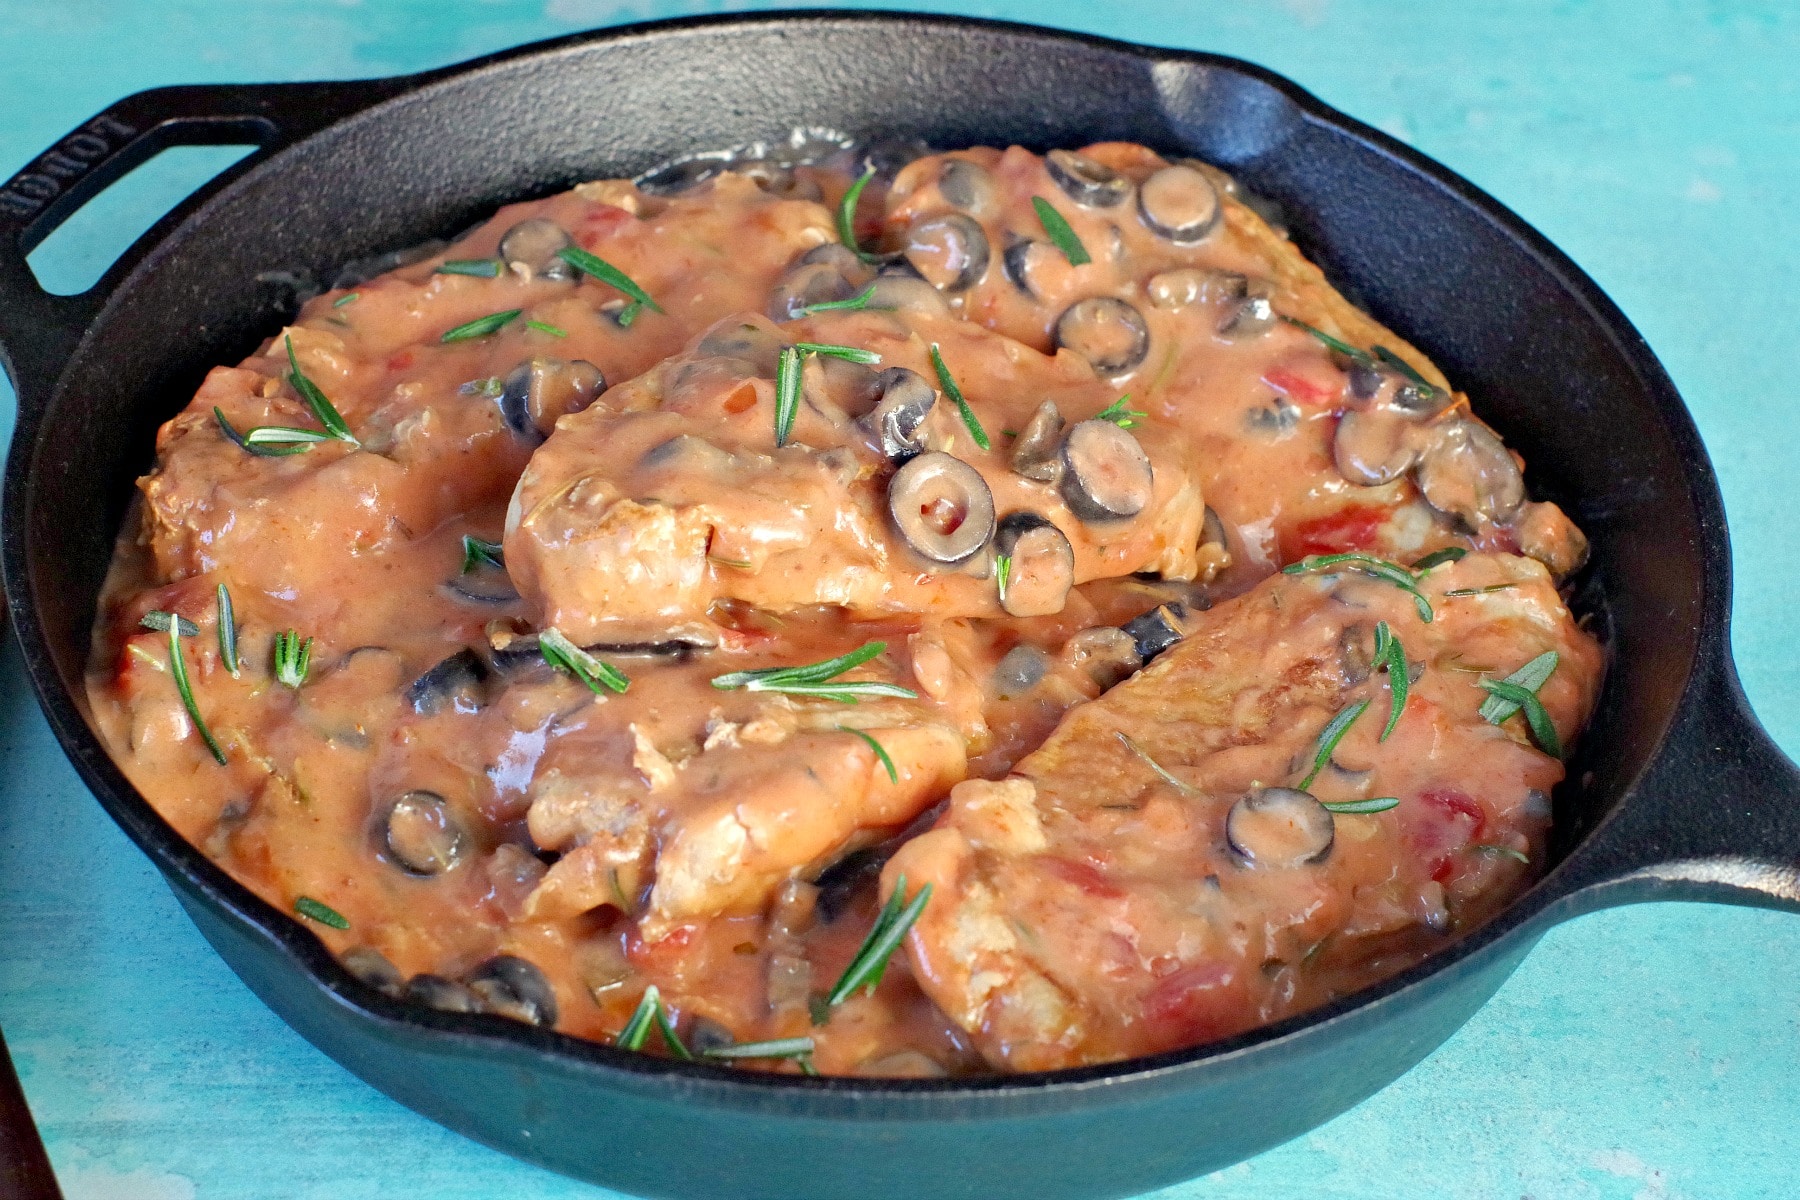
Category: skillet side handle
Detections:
[
  {"x1": 0, "y1": 79, "x2": 404, "y2": 413},
  {"x1": 1569, "y1": 653, "x2": 1800, "y2": 913}
]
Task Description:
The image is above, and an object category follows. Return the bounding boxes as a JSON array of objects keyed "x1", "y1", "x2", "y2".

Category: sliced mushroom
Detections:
[
  {"x1": 1121, "y1": 603, "x2": 1189, "y2": 662},
  {"x1": 1010, "y1": 400, "x2": 1066, "y2": 482},
  {"x1": 403, "y1": 974, "x2": 483, "y2": 1013},
  {"x1": 1227, "y1": 788, "x2": 1335, "y2": 868},
  {"x1": 407, "y1": 648, "x2": 489, "y2": 716},
  {"x1": 1060, "y1": 625, "x2": 1142, "y2": 689},
  {"x1": 939, "y1": 158, "x2": 998, "y2": 214},
  {"x1": 993, "y1": 644, "x2": 1051, "y2": 699},
  {"x1": 466, "y1": 955, "x2": 558, "y2": 1026},
  {"x1": 497, "y1": 218, "x2": 574, "y2": 280},
  {"x1": 903, "y1": 212, "x2": 991, "y2": 292},
  {"x1": 1060, "y1": 419, "x2": 1153, "y2": 520},
  {"x1": 767, "y1": 244, "x2": 876, "y2": 320},
  {"x1": 1054, "y1": 297, "x2": 1150, "y2": 376},
  {"x1": 1333, "y1": 408, "x2": 1419, "y2": 486},
  {"x1": 1045, "y1": 149, "x2": 1131, "y2": 209},
  {"x1": 341, "y1": 947, "x2": 405, "y2": 997},
  {"x1": 865, "y1": 267, "x2": 952, "y2": 317},
  {"x1": 861, "y1": 367, "x2": 937, "y2": 462},
  {"x1": 1136, "y1": 165, "x2": 1221, "y2": 243},
  {"x1": 500, "y1": 358, "x2": 605, "y2": 441},
  {"x1": 888, "y1": 451, "x2": 996, "y2": 566},
  {"x1": 382, "y1": 790, "x2": 467, "y2": 876},
  {"x1": 1415, "y1": 419, "x2": 1525, "y2": 525},
  {"x1": 994, "y1": 512, "x2": 1076, "y2": 617}
]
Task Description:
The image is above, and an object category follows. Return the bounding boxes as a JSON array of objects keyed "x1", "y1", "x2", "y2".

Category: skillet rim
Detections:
[{"x1": 0, "y1": 8, "x2": 1725, "y2": 1104}]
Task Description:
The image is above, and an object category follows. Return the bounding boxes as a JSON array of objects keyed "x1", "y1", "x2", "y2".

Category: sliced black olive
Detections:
[
  {"x1": 1045, "y1": 149, "x2": 1131, "y2": 209},
  {"x1": 861, "y1": 367, "x2": 937, "y2": 462},
  {"x1": 1226, "y1": 788, "x2": 1335, "y2": 868},
  {"x1": 814, "y1": 846, "x2": 887, "y2": 924},
  {"x1": 687, "y1": 1016, "x2": 737, "y2": 1055},
  {"x1": 466, "y1": 954, "x2": 558, "y2": 1026},
  {"x1": 1218, "y1": 287, "x2": 1276, "y2": 338},
  {"x1": 635, "y1": 155, "x2": 724, "y2": 195},
  {"x1": 938, "y1": 159, "x2": 997, "y2": 214},
  {"x1": 382, "y1": 790, "x2": 466, "y2": 876},
  {"x1": 1054, "y1": 298, "x2": 1149, "y2": 377},
  {"x1": 696, "y1": 318, "x2": 787, "y2": 377},
  {"x1": 1146, "y1": 267, "x2": 1246, "y2": 311},
  {"x1": 342, "y1": 947, "x2": 405, "y2": 997},
  {"x1": 446, "y1": 567, "x2": 519, "y2": 606},
  {"x1": 1347, "y1": 361, "x2": 1385, "y2": 402},
  {"x1": 408, "y1": 648, "x2": 489, "y2": 716},
  {"x1": 1136, "y1": 165, "x2": 1221, "y2": 243},
  {"x1": 1121, "y1": 603, "x2": 1189, "y2": 663},
  {"x1": 993, "y1": 644, "x2": 1051, "y2": 699},
  {"x1": 767, "y1": 244, "x2": 876, "y2": 321},
  {"x1": 903, "y1": 212, "x2": 990, "y2": 292},
  {"x1": 1010, "y1": 400, "x2": 1066, "y2": 483},
  {"x1": 1415, "y1": 418, "x2": 1525, "y2": 525},
  {"x1": 736, "y1": 160, "x2": 823, "y2": 202},
  {"x1": 1245, "y1": 395, "x2": 1301, "y2": 436},
  {"x1": 498, "y1": 217, "x2": 574, "y2": 280},
  {"x1": 888, "y1": 451, "x2": 996, "y2": 566},
  {"x1": 865, "y1": 266, "x2": 952, "y2": 317},
  {"x1": 485, "y1": 633, "x2": 544, "y2": 675},
  {"x1": 1059, "y1": 419, "x2": 1153, "y2": 520},
  {"x1": 994, "y1": 512, "x2": 1076, "y2": 617},
  {"x1": 1202, "y1": 506, "x2": 1229, "y2": 553},
  {"x1": 859, "y1": 135, "x2": 933, "y2": 181},
  {"x1": 500, "y1": 358, "x2": 606, "y2": 442},
  {"x1": 404, "y1": 973, "x2": 482, "y2": 1013},
  {"x1": 1001, "y1": 237, "x2": 1059, "y2": 301},
  {"x1": 1333, "y1": 408, "x2": 1418, "y2": 486},
  {"x1": 1060, "y1": 626, "x2": 1142, "y2": 689}
]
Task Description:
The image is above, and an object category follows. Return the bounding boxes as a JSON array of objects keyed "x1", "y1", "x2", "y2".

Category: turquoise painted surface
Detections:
[{"x1": 2, "y1": 1, "x2": 1797, "y2": 1196}]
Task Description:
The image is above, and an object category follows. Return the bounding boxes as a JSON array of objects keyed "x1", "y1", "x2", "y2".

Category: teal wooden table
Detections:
[{"x1": 3, "y1": 2, "x2": 1797, "y2": 1197}]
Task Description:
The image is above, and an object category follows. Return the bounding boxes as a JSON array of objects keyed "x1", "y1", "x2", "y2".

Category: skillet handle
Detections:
[
  {"x1": 1566, "y1": 651, "x2": 1800, "y2": 912},
  {"x1": 0, "y1": 79, "x2": 405, "y2": 413}
]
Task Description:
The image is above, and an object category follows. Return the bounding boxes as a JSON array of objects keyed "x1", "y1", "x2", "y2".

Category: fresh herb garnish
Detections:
[
  {"x1": 459, "y1": 376, "x2": 505, "y2": 398},
  {"x1": 837, "y1": 167, "x2": 877, "y2": 261},
  {"x1": 1444, "y1": 583, "x2": 1519, "y2": 597},
  {"x1": 1031, "y1": 196, "x2": 1091, "y2": 266},
  {"x1": 1321, "y1": 796, "x2": 1401, "y2": 814},
  {"x1": 1282, "y1": 316, "x2": 1374, "y2": 366},
  {"x1": 557, "y1": 246, "x2": 663, "y2": 317},
  {"x1": 1480, "y1": 678, "x2": 1563, "y2": 758},
  {"x1": 1282, "y1": 552, "x2": 1433, "y2": 623},
  {"x1": 840, "y1": 726, "x2": 899, "y2": 784},
  {"x1": 1476, "y1": 651, "x2": 1558, "y2": 724},
  {"x1": 1373, "y1": 621, "x2": 1408, "y2": 741},
  {"x1": 794, "y1": 281, "x2": 889, "y2": 317},
  {"x1": 995, "y1": 554, "x2": 1013, "y2": 603},
  {"x1": 333, "y1": 292, "x2": 359, "y2": 307},
  {"x1": 215, "y1": 407, "x2": 304, "y2": 457},
  {"x1": 774, "y1": 345, "x2": 803, "y2": 447},
  {"x1": 928, "y1": 343, "x2": 990, "y2": 451},
  {"x1": 615, "y1": 299, "x2": 647, "y2": 328},
  {"x1": 285, "y1": 336, "x2": 357, "y2": 445},
  {"x1": 827, "y1": 875, "x2": 932, "y2": 1005},
  {"x1": 461, "y1": 534, "x2": 504, "y2": 573},
  {"x1": 1298, "y1": 699, "x2": 1370, "y2": 791},
  {"x1": 244, "y1": 425, "x2": 333, "y2": 448},
  {"x1": 441, "y1": 309, "x2": 522, "y2": 343},
  {"x1": 791, "y1": 342, "x2": 882, "y2": 365},
  {"x1": 540, "y1": 627, "x2": 630, "y2": 694},
  {"x1": 711, "y1": 640, "x2": 917, "y2": 702},
  {"x1": 437, "y1": 258, "x2": 504, "y2": 278},
  {"x1": 294, "y1": 896, "x2": 349, "y2": 929},
  {"x1": 525, "y1": 319, "x2": 568, "y2": 337},
  {"x1": 1116, "y1": 731, "x2": 1199, "y2": 795},
  {"x1": 216, "y1": 584, "x2": 240, "y2": 678},
  {"x1": 142, "y1": 611, "x2": 226, "y2": 765},
  {"x1": 700, "y1": 1037, "x2": 817, "y2": 1062},
  {"x1": 1094, "y1": 394, "x2": 1146, "y2": 429},
  {"x1": 1410, "y1": 546, "x2": 1467, "y2": 571},
  {"x1": 1373, "y1": 345, "x2": 1437, "y2": 393},
  {"x1": 1473, "y1": 843, "x2": 1531, "y2": 865},
  {"x1": 272, "y1": 630, "x2": 313, "y2": 689},
  {"x1": 615, "y1": 985, "x2": 689, "y2": 1056}
]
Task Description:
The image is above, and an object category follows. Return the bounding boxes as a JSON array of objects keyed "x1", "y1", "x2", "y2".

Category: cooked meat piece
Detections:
[{"x1": 886, "y1": 551, "x2": 1602, "y2": 1070}]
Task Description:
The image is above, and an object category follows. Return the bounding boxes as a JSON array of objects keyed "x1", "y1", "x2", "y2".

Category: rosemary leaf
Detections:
[
  {"x1": 774, "y1": 345, "x2": 802, "y2": 447},
  {"x1": 1282, "y1": 552, "x2": 1433, "y2": 623},
  {"x1": 285, "y1": 336, "x2": 357, "y2": 445},
  {"x1": 437, "y1": 258, "x2": 504, "y2": 277},
  {"x1": 558, "y1": 246, "x2": 663, "y2": 315},
  {"x1": 1031, "y1": 196, "x2": 1091, "y2": 266},
  {"x1": 839, "y1": 726, "x2": 899, "y2": 784},
  {"x1": 1410, "y1": 546, "x2": 1467, "y2": 571},
  {"x1": 654, "y1": 1002, "x2": 693, "y2": 1061},
  {"x1": 791, "y1": 342, "x2": 881, "y2": 365},
  {"x1": 837, "y1": 166, "x2": 877, "y2": 261},
  {"x1": 711, "y1": 642, "x2": 915, "y2": 701},
  {"x1": 244, "y1": 425, "x2": 332, "y2": 446},
  {"x1": 1321, "y1": 796, "x2": 1401, "y2": 814},
  {"x1": 1373, "y1": 345, "x2": 1436, "y2": 392},
  {"x1": 540, "y1": 627, "x2": 630, "y2": 694},
  {"x1": 295, "y1": 896, "x2": 348, "y2": 929},
  {"x1": 1095, "y1": 394, "x2": 1146, "y2": 429},
  {"x1": 1373, "y1": 621, "x2": 1408, "y2": 741},
  {"x1": 215, "y1": 407, "x2": 312, "y2": 457},
  {"x1": 156, "y1": 620, "x2": 226, "y2": 765},
  {"x1": 1116, "y1": 731, "x2": 1199, "y2": 795},
  {"x1": 461, "y1": 534, "x2": 504, "y2": 573},
  {"x1": 333, "y1": 292, "x2": 359, "y2": 307},
  {"x1": 272, "y1": 630, "x2": 313, "y2": 689},
  {"x1": 139, "y1": 610, "x2": 199, "y2": 638},
  {"x1": 1473, "y1": 843, "x2": 1531, "y2": 865},
  {"x1": 995, "y1": 554, "x2": 1013, "y2": 603},
  {"x1": 441, "y1": 309, "x2": 522, "y2": 343},
  {"x1": 701, "y1": 1037, "x2": 816, "y2": 1061},
  {"x1": 216, "y1": 585, "x2": 239, "y2": 677},
  {"x1": 1476, "y1": 651, "x2": 1559, "y2": 724},
  {"x1": 524, "y1": 319, "x2": 568, "y2": 337},
  {"x1": 827, "y1": 876, "x2": 932, "y2": 1005},
  {"x1": 1281, "y1": 316, "x2": 1374, "y2": 365},
  {"x1": 1480, "y1": 678, "x2": 1563, "y2": 758},
  {"x1": 795, "y1": 282, "x2": 888, "y2": 317},
  {"x1": 1445, "y1": 583, "x2": 1519, "y2": 597},
  {"x1": 929, "y1": 343, "x2": 989, "y2": 450},
  {"x1": 617, "y1": 985, "x2": 662, "y2": 1052},
  {"x1": 1298, "y1": 699, "x2": 1370, "y2": 791}
]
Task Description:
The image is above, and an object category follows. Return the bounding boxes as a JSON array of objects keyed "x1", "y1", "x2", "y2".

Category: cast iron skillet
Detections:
[{"x1": 2, "y1": 12, "x2": 1797, "y2": 1199}]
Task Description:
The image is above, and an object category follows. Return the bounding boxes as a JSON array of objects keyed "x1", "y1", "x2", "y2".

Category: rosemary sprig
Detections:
[
  {"x1": 791, "y1": 342, "x2": 882, "y2": 365},
  {"x1": 525, "y1": 319, "x2": 568, "y2": 337},
  {"x1": 1410, "y1": 546, "x2": 1467, "y2": 571},
  {"x1": 244, "y1": 425, "x2": 333, "y2": 448},
  {"x1": 839, "y1": 726, "x2": 899, "y2": 784},
  {"x1": 1445, "y1": 583, "x2": 1519, "y2": 598},
  {"x1": 557, "y1": 246, "x2": 663, "y2": 316},
  {"x1": 1476, "y1": 651, "x2": 1559, "y2": 724},
  {"x1": 1373, "y1": 621, "x2": 1408, "y2": 741},
  {"x1": 1282, "y1": 316, "x2": 1374, "y2": 366},
  {"x1": 995, "y1": 554, "x2": 1013, "y2": 603},
  {"x1": 1282, "y1": 552, "x2": 1433, "y2": 623},
  {"x1": 441, "y1": 309, "x2": 522, "y2": 343},
  {"x1": 285, "y1": 336, "x2": 357, "y2": 445},
  {"x1": 1373, "y1": 345, "x2": 1438, "y2": 395},
  {"x1": 333, "y1": 292, "x2": 359, "y2": 307},
  {"x1": 142, "y1": 611, "x2": 226, "y2": 765},
  {"x1": 1473, "y1": 843, "x2": 1531, "y2": 864},
  {"x1": 294, "y1": 896, "x2": 349, "y2": 929},
  {"x1": 214, "y1": 407, "x2": 310, "y2": 457},
  {"x1": 1298, "y1": 699, "x2": 1370, "y2": 791},
  {"x1": 1116, "y1": 731, "x2": 1199, "y2": 795},
  {"x1": 928, "y1": 343, "x2": 990, "y2": 450},
  {"x1": 437, "y1": 257, "x2": 504, "y2": 277},
  {"x1": 774, "y1": 345, "x2": 803, "y2": 447},
  {"x1": 837, "y1": 167, "x2": 877, "y2": 261},
  {"x1": 272, "y1": 630, "x2": 313, "y2": 689},
  {"x1": 1095, "y1": 394, "x2": 1146, "y2": 429},
  {"x1": 1480, "y1": 678, "x2": 1563, "y2": 758},
  {"x1": 216, "y1": 584, "x2": 239, "y2": 677},
  {"x1": 827, "y1": 875, "x2": 932, "y2": 1005},
  {"x1": 712, "y1": 640, "x2": 916, "y2": 702},
  {"x1": 701, "y1": 1037, "x2": 817, "y2": 1062},
  {"x1": 615, "y1": 985, "x2": 690, "y2": 1057},
  {"x1": 795, "y1": 281, "x2": 888, "y2": 317},
  {"x1": 540, "y1": 627, "x2": 630, "y2": 694},
  {"x1": 1031, "y1": 196, "x2": 1091, "y2": 266},
  {"x1": 1321, "y1": 796, "x2": 1400, "y2": 814},
  {"x1": 461, "y1": 534, "x2": 504, "y2": 573}
]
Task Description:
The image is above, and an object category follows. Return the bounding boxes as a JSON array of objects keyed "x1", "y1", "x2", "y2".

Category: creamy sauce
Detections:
[{"x1": 88, "y1": 141, "x2": 1601, "y2": 1076}]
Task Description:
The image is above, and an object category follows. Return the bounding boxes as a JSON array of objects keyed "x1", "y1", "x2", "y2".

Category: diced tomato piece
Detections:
[
  {"x1": 1413, "y1": 787, "x2": 1487, "y2": 882},
  {"x1": 1141, "y1": 961, "x2": 1239, "y2": 1043},
  {"x1": 387, "y1": 350, "x2": 416, "y2": 372},
  {"x1": 1262, "y1": 364, "x2": 1340, "y2": 407},
  {"x1": 1042, "y1": 856, "x2": 1126, "y2": 899},
  {"x1": 577, "y1": 205, "x2": 635, "y2": 242},
  {"x1": 626, "y1": 923, "x2": 697, "y2": 971},
  {"x1": 1289, "y1": 505, "x2": 1389, "y2": 557},
  {"x1": 1419, "y1": 787, "x2": 1486, "y2": 834}
]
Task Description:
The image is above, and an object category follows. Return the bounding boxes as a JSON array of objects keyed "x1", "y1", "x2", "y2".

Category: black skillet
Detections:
[{"x1": 2, "y1": 12, "x2": 1798, "y2": 1199}]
